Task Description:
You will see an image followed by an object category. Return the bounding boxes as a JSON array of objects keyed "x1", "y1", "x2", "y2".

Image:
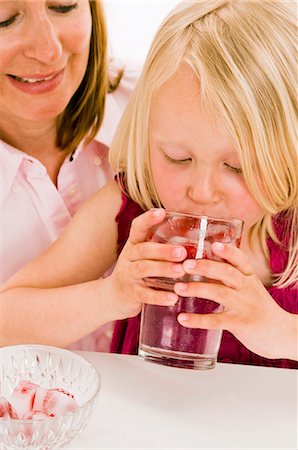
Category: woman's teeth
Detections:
[{"x1": 12, "y1": 74, "x2": 55, "y2": 83}]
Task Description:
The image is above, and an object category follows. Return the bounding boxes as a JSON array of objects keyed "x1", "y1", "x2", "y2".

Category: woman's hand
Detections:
[
  {"x1": 103, "y1": 208, "x2": 187, "y2": 319},
  {"x1": 175, "y1": 242, "x2": 298, "y2": 361}
]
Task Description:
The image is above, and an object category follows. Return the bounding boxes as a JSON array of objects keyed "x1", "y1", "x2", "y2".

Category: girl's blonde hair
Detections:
[
  {"x1": 109, "y1": 0, "x2": 298, "y2": 287},
  {"x1": 56, "y1": 0, "x2": 121, "y2": 153}
]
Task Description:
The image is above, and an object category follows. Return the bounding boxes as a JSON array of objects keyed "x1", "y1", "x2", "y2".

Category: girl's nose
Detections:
[
  {"x1": 188, "y1": 168, "x2": 220, "y2": 206},
  {"x1": 22, "y1": 18, "x2": 62, "y2": 64}
]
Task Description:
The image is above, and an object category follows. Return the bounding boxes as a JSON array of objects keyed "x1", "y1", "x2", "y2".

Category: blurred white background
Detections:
[{"x1": 103, "y1": 1, "x2": 179, "y2": 62}]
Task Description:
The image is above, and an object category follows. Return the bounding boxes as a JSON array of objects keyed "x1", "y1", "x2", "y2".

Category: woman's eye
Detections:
[
  {"x1": 0, "y1": 3, "x2": 78, "y2": 28},
  {"x1": 49, "y1": 3, "x2": 78, "y2": 14},
  {"x1": 224, "y1": 163, "x2": 243, "y2": 174},
  {"x1": 0, "y1": 15, "x2": 18, "y2": 28}
]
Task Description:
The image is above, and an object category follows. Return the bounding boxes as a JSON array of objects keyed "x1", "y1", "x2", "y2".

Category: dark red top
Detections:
[{"x1": 110, "y1": 190, "x2": 298, "y2": 369}]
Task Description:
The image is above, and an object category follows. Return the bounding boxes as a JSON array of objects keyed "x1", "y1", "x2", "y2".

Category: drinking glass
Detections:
[{"x1": 139, "y1": 212, "x2": 243, "y2": 370}]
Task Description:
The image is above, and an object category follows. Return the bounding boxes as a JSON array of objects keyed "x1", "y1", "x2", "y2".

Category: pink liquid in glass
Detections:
[{"x1": 141, "y1": 243, "x2": 223, "y2": 369}]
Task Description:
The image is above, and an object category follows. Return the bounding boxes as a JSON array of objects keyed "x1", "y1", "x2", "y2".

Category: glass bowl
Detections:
[{"x1": 0, "y1": 344, "x2": 100, "y2": 449}]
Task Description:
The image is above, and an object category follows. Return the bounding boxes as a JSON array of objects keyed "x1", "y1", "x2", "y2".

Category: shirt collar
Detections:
[
  {"x1": 1, "y1": 122, "x2": 108, "y2": 203},
  {"x1": 67, "y1": 141, "x2": 84, "y2": 163}
]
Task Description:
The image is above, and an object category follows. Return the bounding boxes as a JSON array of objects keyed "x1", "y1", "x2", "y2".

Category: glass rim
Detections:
[{"x1": 165, "y1": 210, "x2": 244, "y2": 227}]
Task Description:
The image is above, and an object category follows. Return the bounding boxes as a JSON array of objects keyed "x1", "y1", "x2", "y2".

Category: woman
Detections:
[{"x1": 0, "y1": 0, "x2": 139, "y2": 349}]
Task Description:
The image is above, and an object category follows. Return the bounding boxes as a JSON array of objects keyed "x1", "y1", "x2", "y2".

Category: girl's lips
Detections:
[{"x1": 7, "y1": 69, "x2": 64, "y2": 94}]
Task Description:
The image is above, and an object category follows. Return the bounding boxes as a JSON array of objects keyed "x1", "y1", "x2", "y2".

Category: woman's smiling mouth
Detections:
[{"x1": 7, "y1": 70, "x2": 65, "y2": 93}]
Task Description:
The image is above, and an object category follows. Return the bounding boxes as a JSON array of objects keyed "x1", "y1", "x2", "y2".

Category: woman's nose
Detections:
[{"x1": 22, "y1": 18, "x2": 62, "y2": 64}]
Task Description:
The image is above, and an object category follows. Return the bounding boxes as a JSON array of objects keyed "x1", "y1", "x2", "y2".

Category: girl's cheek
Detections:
[{"x1": 231, "y1": 187, "x2": 263, "y2": 225}]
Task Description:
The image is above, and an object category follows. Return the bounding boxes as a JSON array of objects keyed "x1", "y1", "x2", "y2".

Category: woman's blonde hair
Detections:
[
  {"x1": 109, "y1": 0, "x2": 298, "y2": 287},
  {"x1": 56, "y1": 0, "x2": 119, "y2": 153}
]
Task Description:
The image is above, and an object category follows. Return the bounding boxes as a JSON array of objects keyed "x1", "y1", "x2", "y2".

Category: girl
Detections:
[{"x1": 1, "y1": 0, "x2": 297, "y2": 368}]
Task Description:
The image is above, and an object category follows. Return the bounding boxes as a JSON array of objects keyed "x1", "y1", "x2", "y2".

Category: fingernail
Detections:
[
  {"x1": 184, "y1": 260, "x2": 196, "y2": 270},
  {"x1": 150, "y1": 208, "x2": 163, "y2": 217},
  {"x1": 166, "y1": 293, "x2": 178, "y2": 304},
  {"x1": 212, "y1": 242, "x2": 224, "y2": 251},
  {"x1": 173, "y1": 264, "x2": 184, "y2": 274},
  {"x1": 178, "y1": 314, "x2": 189, "y2": 322},
  {"x1": 172, "y1": 247, "x2": 184, "y2": 258}
]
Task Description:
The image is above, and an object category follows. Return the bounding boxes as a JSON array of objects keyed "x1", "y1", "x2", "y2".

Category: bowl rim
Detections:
[{"x1": 0, "y1": 344, "x2": 100, "y2": 423}]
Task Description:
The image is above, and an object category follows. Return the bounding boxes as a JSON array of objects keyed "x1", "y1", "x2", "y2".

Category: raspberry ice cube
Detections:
[
  {"x1": 44, "y1": 388, "x2": 79, "y2": 416},
  {"x1": 9, "y1": 380, "x2": 39, "y2": 419},
  {"x1": 32, "y1": 385, "x2": 48, "y2": 412},
  {"x1": 0, "y1": 396, "x2": 18, "y2": 419}
]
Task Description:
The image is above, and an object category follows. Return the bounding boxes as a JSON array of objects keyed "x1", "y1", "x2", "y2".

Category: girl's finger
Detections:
[
  {"x1": 177, "y1": 311, "x2": 230, "y2": 330},
  {"x1": 130, "y1": 241, "x2": 187, "y2": 262},
  {"x1": 211, "y1": 242, "x2": 255, "y2": 276},
  {"x1": 174, "y1": 280, "x2": 236, "y2": 308},
  {"x1": 130, "y1": 260, "x2": 186, "y2": 280},
  {"x1": 135, "y1": 285, "x2": 179, "y2": 307},
  {"x1": 182, "y1": 258, "x2": 243, "y2": 290},
  {"x1": 128, "y1": 209, "x2": 166, "y2": 245}
]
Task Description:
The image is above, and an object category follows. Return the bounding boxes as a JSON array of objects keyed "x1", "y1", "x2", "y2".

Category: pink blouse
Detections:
[{"x1": 1, "y1": 62, "x2": 140, "y2": 351}]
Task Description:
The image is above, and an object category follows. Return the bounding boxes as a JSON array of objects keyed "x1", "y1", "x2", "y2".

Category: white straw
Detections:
[{"x1": 195, "y1": 216, "x2": 208, "y2": 259}]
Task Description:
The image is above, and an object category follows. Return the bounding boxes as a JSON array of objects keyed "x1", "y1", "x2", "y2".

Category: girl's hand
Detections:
[
  {"x1": 103, "y1": 208, "x2": 187, "y2": 319},
  {"x1": 175, "y1": 242, "x2": 298, "y2": 361}
]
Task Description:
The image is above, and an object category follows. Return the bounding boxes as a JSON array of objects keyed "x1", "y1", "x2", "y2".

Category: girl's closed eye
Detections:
[
  {"x1": 163, "y1": 151, "x2": 192, "y2": 165},
  {"x1": 224, "y1": 162, "x2": 243, "y2": 174}
]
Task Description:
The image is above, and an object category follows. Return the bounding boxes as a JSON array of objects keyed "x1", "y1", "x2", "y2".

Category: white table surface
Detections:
[{"x1": 68, "y1": 352, "x2": 297, "y2": 450}]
